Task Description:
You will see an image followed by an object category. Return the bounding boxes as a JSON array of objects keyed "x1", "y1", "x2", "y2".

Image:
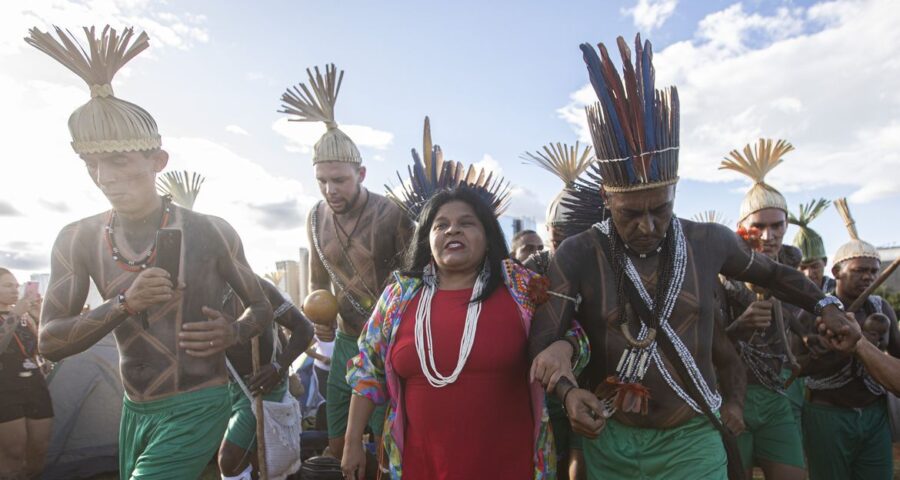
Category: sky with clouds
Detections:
[{"x1": 1, "y1": 0, "x2": 898, "y2": 282}]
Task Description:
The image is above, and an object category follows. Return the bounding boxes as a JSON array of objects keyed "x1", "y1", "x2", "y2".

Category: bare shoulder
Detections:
[
  {"x1": 370, "y1": 191, "x2": 405, "y2": 218},
  {"x1": 52, "y1": 211, "x2": 107, "y2": 254}
]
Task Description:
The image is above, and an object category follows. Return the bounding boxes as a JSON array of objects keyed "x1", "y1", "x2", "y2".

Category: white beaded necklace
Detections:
[
  {"x1": 595, "y1": 217, "x2": 722, "y2": 413},
  {"x1": 414, "y1": 264, "x2": 488, "y2": 388}
]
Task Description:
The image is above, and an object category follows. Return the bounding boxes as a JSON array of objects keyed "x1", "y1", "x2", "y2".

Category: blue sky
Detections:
[{"x1": 1, "y1": 0, "x2": 898, "y2": 280}]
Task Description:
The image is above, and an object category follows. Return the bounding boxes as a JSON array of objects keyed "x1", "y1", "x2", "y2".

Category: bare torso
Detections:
[
  {"x1": 40, "y1": 205, "x2": 271, "y2": 402},
  {"x1": 307, "y1": 192, "x2": 413, "y2": 336}
]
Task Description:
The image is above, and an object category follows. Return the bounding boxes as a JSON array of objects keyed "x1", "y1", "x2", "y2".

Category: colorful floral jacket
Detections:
[{"x1": 346, "y1": 259, "x2": 590, "y2": 479}]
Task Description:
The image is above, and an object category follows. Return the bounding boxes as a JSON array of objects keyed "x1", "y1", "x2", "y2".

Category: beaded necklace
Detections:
[
  {"x1": 104, "y1": 196, "x2": 172, "y2": 272},
  {"x1": 595, "y1": 217, "x2": 722, "y2": 414}
]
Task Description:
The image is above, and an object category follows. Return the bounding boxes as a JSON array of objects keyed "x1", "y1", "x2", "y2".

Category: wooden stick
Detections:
[
  {"x1": 773, "y1": 299, "x2": 800, "y2": 373},
  {"x1": 847, "y1": 256, "x2": 900, "y2": 312},
  {"x1": 251, "y1": 336, "x2": 268, "y2": 480}
]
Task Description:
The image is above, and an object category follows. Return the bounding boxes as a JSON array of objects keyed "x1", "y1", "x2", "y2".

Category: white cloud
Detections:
[
  {"x1": 272, "y1": 118, "x2": 394, "y2": 154},
  {"x1": 622, "y1": 0, "x2": 679, "y2": 33},
  {"x1": 559, "y1": 0, "x2": 900, "y2": 204},
  {"x1": 473, "y1": 154, "x2": 503, "y2": 177},
  {"x1": 225, "y1": 124, "x2": 249, "y2": 136},
  {"x1": 0, "y1": 0, "x2": 210, "y2": 55}
]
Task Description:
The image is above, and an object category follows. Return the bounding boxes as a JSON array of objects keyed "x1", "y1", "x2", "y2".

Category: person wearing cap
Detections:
[
  {"x1": 790, "y1": 199, "x2": 836, "y2": 294},
  {"x1": 800, "y1": 197, "x2": 899, "y2": 480},
  {"x1": 25, "y1": 26, "x2": 273, "y2": 479},
  {"x1": 527, "y1": 34, "x2": 857, "y2": 480},
  {"x1": 717, "y1": 139, "x2": 808, "y2": 479},
  {"x1": 279, "y1": 65, "x2": 415, "y2": 460}
]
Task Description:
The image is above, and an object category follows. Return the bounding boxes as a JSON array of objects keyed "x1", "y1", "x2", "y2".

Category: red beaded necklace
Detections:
[{"x1": 104, "y1": 196, "x2": 172, "y2": 272}]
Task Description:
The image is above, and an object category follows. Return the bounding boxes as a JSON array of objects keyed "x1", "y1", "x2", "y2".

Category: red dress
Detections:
[{"x1": 390, "y1": 286, "x2": 534, "y2": 479}]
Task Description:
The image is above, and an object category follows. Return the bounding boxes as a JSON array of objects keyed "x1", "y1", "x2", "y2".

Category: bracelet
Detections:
[
  {"x1": 813, "y1": 295, "x2": 844, "y2": 317},
  {"x1": 116, "y1": 292, "x2": 139, "y2": 316},
  {"x1": 561, "y1": 384, "x2": 577, "y2": 413},
  {"x1": 563, "y1": 336, "x2": 580, "y2": 366}
]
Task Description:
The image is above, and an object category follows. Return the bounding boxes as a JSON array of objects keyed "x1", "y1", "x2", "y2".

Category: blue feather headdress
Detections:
[
  {"x1": 386, "y1": 117, "x2": 510, "y2": 220},
  {"x1": 580, "y1": 34, "x2": 679, "y2": 192}
]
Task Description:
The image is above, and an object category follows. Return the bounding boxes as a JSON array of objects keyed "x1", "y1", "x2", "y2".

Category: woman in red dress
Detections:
[{"x1": 342, "y1": 185, "x2": 588, "y2": 480}]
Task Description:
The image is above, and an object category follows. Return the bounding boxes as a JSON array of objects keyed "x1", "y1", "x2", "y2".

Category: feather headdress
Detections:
[
  {"x1": 25, "y1": 25, "x2": 160, "y2": 154},
  {"x1": 279, "y1": 64, "x2": 361, "y2": 164},
  {"x1": 719, "y1": 138, "x2": 794, "y2": 221},
  {"x1": 521, "y1": 141, "x2": 594, "y2": 226},
  {"x1": 832, "y1": 197, "x2": 880, "y2": 265},
  {"x1": 386, "y1": 117, "x2": 510, "y2": 220},
  {"x1": 691, "y1": 210, "x2": 731, "y2": 226},
  {"x1": 581, "y1": 34, "x2": 680, "y2": 192},
  {"x1": 788, "y1": 198, "x2": 829, "y2": 263}
]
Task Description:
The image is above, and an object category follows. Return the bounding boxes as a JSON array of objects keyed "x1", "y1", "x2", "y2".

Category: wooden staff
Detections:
[
  {"x1": 847, "y1": 256, "x2": 900, "y2": 313},
  {"x1": 251, "y1": 336, "x2": 268, "y2": 480}
]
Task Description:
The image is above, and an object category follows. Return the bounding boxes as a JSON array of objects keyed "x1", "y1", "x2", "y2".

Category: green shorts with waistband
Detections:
[
  {"x1": 119, "y1": 384, "x2": 230, "y2": 480},
  {"x1": 225, "y1": 378, "x2": 288, "y2": 451},
  {"x1": 736, "y1": 384, "x2": 805, "y2": 470},
  {"x1": 327, "y1": 330, "x2": 386, "y2": 439},
  {"x1": 802, "y1": 399, "x2": 893, "y2": 480},
  {"x1": 583, "y1": 415, "x2": 726, "y2": 480}
]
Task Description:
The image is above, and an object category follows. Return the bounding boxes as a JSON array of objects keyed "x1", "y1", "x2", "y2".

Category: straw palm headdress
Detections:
[
  {"x1": 719, "y1": 138, "x2": 794, "y2": 222},
  {"x1": 25, "y1": 25, "x2": 161, "y2": 154},
  {"x1": 279, "y1": 64, "x2": 361, "y2": 164}
]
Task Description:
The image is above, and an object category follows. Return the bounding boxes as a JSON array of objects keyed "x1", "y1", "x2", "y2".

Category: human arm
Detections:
[
  {"x1": 179, "y1": 219, "x2": 272, "y2": 356},
  {"x1": 39, "y1": 225, "x2": 174, "y2": 361},
  {"x1": 248, "y1": 279, "x2": 316, "y2": 393},
  {"x1": 528, "y1": 235, "x2": 585, "y2": 360},
  {"x1": 341, "y1": 394, "x2": 376, "y2": 480},
  {"x1": 713, "y1": 305, "x2": 747, "y2": 434},
  {"x1": 714, "y1": 224, "x2": 857, "y2": 344}
]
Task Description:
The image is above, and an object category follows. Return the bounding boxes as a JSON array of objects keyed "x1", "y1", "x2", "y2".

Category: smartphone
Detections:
[
  {"x1": 154, "y1": 228, "x2": 182, "y2": 282},
  {"x1": 23, "y1": 281, "x2": 39, "y2": 299}
]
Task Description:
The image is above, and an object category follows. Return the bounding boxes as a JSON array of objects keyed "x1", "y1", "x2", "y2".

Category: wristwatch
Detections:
[{"x1": 813, "y1": 295, "x2": 844, "y2": 317}]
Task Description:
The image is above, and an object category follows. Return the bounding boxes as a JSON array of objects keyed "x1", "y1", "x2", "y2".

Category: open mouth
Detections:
[{"x1": 444, "y1": 240, "x2": 465, "y2": 251}]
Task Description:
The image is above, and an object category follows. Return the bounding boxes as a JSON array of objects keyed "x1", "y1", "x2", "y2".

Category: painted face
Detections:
[
  {"x1": 605, "y1": 185, "x2": 676, "y2": 254},
  {"x1": 741, "y1": 208, "x2": 787, "y2": 258},
  {"x1": 0, "y1": 273, "x2": 20, "y2": 306},
  {"x1": 833, "y1": 257, "x2": 881, "y2": 301},
  {"x1": 513, "y1": 232, "x2": 544, "y2": 262},
  {"x1": 314, "y1": 162, "x2": 366, "y2": 214},
  {"x1": 81, "y1": 150, "x2": 168, "y2": 214},
  {"x1": 800, "y1": 258, "x2": 827, "y2": 289},
  {"x1": 429, "y1": 201, "x2": 487, "y2": 276}
]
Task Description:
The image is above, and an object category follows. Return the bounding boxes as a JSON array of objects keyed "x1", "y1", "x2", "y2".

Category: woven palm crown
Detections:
[
  {"x1": 25, "y1": 25, "x2": 161, "y2": 155},
  {"x1": 719, "y1": 138, "x2": 793, "y2": 222},
  {"x1": 833, "y1": 197, "x2": 880, "y2": 265},
  {"x1": 521, "y1": 141, "x2": 594, "y2": 226},
  {"x1": 581, "y1": 34, "x2": 680, "y2": 193},
  {"x1": 788, "y1": 198, "x2": 829, "y2": 263},
  {"x1": 386, "y1": 117, "x2": 510, "y2": 220},
  {"x1": 279, "y1": 64, "x2": 361, "y2": 164}
]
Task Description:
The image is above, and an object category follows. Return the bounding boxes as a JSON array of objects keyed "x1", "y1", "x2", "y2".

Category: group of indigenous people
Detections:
[{"x1": 5, "y1": 19, "x2": 897, "y2": 480}]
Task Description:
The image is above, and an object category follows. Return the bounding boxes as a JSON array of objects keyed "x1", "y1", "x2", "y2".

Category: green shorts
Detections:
[
  {"x1": 583, "y1": 415, "x2": 726, "y2": 480},
  {"x1": 328, "y1": 330, "x2": 386, "y2": 439},
  {"x1": 736, "y1": 384, "x2": 805, "y2": 470},
  {"x1": 119, "y1": 385, "x2": 230, "y2": 480},
  {"x1": 802, "y1": 399, "x2": 893, "y2": 480},
  {"x1": 224, "y1": 378, "x2": 288, "y2": 450}
]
